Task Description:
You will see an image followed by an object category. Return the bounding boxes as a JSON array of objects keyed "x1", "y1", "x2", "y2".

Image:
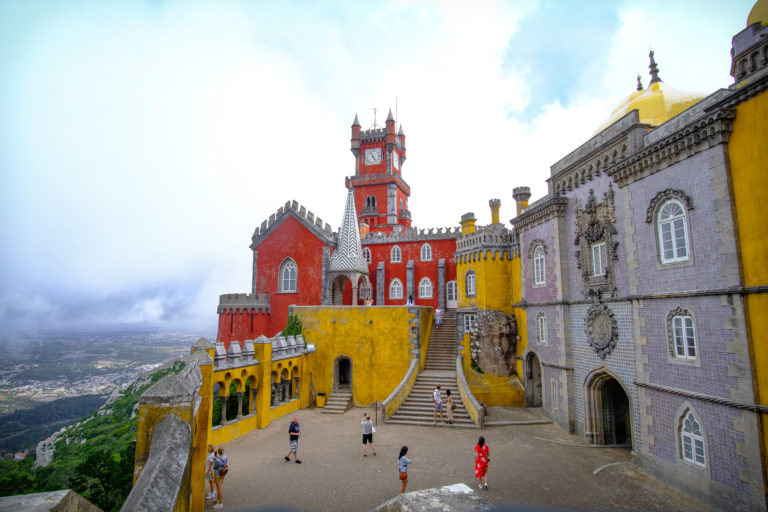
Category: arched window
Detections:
[
  {"x1": 680, "y1": 409, "x2": 706, "y2": 467},
  {"x1": 465, "y1": 271, "x2": 476, "y2": 297},
  {"x1": 420, "y1": 243, "x2": 432, "y2": 261},
  {"x1": 533, "y1": 245, "x2": 546, "y2": 285},
  {"x1": 389, "y1": 279, "x2": 403, "y2": 300},
  {"x1": 279, "y1": 258, "x2": 297, "y2": 292},
  {"x1": 667, "y1": 307, "x2": 697, "y2": 359},
  {"x1": 418, "y1": 278, "x2": 433, "y2": 299},
  {"x1": 536, "y1": 312, "x2": 547, "y2": 345},
  {"x1": 391, "y1": 245, "x2": 402, "y2": 263},
  {"x1": 363, "y1": 247, "x2": 372, "y2": 264},
  {"x1": 658, "y1": 200, "x2": 690, "y2": 264}
]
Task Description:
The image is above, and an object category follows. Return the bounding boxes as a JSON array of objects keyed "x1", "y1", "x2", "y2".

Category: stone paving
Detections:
[{"x1": 208, "y1": 407, "x2": 715, "y2": 512}]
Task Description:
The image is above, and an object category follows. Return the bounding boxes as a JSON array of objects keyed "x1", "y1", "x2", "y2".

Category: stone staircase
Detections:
[
  {"x1": 322, "y1": 387, "x2": 352, "y2": 414},
  {"x1": 387, "y1": 312, "x2": 476, "y2": 427}
]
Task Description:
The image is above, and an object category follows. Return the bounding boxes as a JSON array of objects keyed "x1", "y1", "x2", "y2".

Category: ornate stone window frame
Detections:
[
  {"x1": 278, "y1": 258, "x2": 298, "y2": 293},
  {"x1": 574, "y1": 188, "x2": 618, "y2": 298},
  {"x1": 528, "y1": 240, "x2": 547, "y2": 287},
  {"x1": 585, "y1": 304, "x2": 618, "y2": 359},
  {"x1": 647, "y1": 190, "x2": 694, "y2": 267},
  {"x1": 676, "y1": 404, "x2": 707, "y2": 470},
  {"x1": 536, "y1": 311, "x2": 548, "y2": 345},
  {"x1": 420, "y1": 242, "x2": 433, "y2": 262},
  {"x1": 391, "y1": 245, "x2": 402, "y2": 263},
  {"x1": 389, "y1": 278, "x2": 403, "y2": 300},
  {"x1": 465, "y1": 270, "x2": 477, "y2": 297},
  {"x1": 362, "y1": 247, "x2": 372, "y2": 264},
  {"x1": 666, "y1": 306, "x2": 699, "y2": 366},
  {"x1": 418, "y1": 277, "x2": 433, "y2": 299}
]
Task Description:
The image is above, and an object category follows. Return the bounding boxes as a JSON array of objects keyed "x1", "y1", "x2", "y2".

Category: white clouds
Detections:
[{"x1": 0, "y1": 0, "x2": 758, "y2": 331}]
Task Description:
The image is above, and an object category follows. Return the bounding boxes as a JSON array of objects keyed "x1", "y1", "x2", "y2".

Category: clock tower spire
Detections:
[{"x1": 345, "y1": 108, "x2": 411, "y2": 233}]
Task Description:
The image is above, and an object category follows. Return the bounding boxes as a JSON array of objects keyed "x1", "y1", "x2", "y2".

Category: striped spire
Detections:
[{"x1": 330, "y1": 188, "x2": 369, "y2": 273}]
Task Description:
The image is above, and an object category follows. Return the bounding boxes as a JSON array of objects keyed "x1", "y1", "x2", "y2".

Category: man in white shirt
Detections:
[{"x1": 432, "y1": 385, "x2": 444, "y2": 423}]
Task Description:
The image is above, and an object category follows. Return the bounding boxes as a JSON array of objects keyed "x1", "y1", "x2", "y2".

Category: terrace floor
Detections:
[{"x1": 207, "y1": 406, "x2": 714, "y2": 512}]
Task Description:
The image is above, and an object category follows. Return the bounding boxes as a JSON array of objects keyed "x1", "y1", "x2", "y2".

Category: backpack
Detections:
[{"x1": 214, "y1": 455, "x2": 229, "y2": 476}]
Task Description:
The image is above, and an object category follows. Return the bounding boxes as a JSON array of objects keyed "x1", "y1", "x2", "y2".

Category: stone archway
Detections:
[
  {"x1": 334, "y1": 356, "x2": 352, "y2": 391},
  {"x1": 525, "y1": 352, "x2": 543, "y2": 407},
  {"x1": 584, "y1": 368, "x2": 632, "y2": 447},
  {"x1": 331, "y1": 276, "x2": 348, "y2": 305}
]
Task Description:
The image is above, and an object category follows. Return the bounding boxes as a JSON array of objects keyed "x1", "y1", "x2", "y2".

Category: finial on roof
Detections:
[
  {"x1": 648, "y1": 50, "x2": 662, "y2": 84},
  {"x1": 398, "y1": 124, "x2": 404, "y2": 135},
  {"x1": 636, "y1": 74, "x2": 643, "y2": 91},
  {"x1": 386, "y1": 108, "x2": 395, "y2": 121},
  {"x1": 352, "y1": 113, "x2": 360, "y2": 127}
]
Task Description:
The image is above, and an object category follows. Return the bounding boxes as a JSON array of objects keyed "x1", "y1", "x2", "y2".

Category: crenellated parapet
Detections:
[
  {"x1": 345, "y1": 172, "x2": 411, "y2": 196},
  {"x1": 455, "y1": 224, "x2": 520, "y2": 262},
  {"x1": 271, "y1": 335, "x2": 306, "y2": 361},
  {"x1": 212, "y1": 334, "x2": 307, "y2": 370},
  {"x1": 361, "y1": 225, "x2": 461, "y2": 245},
  {"x1": 251, "y1": 199, "x2": 336, "y2": 250},
  {"x1": 217, "y1": 293, "x2": 271, "y2": 314}
]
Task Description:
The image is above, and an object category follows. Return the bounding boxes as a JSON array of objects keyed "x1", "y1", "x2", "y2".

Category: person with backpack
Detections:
[{"x1": 213, "y1": 446, "x2": 228, "y2": 509}]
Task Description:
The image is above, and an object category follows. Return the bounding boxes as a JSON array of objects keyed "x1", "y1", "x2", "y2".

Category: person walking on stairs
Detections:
[{"x1": 445, "y1": 389, "x2": 454, "y2": 424}]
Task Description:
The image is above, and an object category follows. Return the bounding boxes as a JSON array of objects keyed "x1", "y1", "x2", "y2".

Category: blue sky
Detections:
[{"x1": 0, "y1": 0, "x2": 756, "y2": 333}]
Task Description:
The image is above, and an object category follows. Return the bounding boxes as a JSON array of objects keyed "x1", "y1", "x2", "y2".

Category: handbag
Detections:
[
  {"x1": 451, "y1": 403, "x2": 457, "y2": 411},
  {"x1": 220, "y1": 464, "x2": 229, "y2": 476},
  {"x1": 399, "y1": 471, "x2": 407, "y2": 481}
]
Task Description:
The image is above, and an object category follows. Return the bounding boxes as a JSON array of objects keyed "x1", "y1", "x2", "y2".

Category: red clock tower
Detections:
[{"x1": 346, "y1": 109, "x2": 411, "y2": 233}]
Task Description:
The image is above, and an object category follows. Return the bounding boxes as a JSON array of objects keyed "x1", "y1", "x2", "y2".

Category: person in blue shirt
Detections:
[
  {"x1": 398, "y1": 445, "x2": 412, "y2": 494},
  {"x1": 284, "y1": 415, "x2": 302, "y2": 463}
]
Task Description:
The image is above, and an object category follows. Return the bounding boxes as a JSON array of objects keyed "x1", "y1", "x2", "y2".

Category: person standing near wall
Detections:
[
  {"x1": 285, "y1": 415, "x2": 302, "y2": 463},
  {"x1": 361, "y1": 413, "x2": 377, "y2": 456},
  {"x1": 205, "y1": 444, "x2": 217, "y2": 501},
  {"x1": 213, "y1": 446, "x2": 228, "y2": 509},
  {"x1": 474, "y1": 436, "x2": 489, "y2": 491},
  {"x1": 435, "y1": 308, "x2": 443, "y2": 327},
  {"x1": 398, "y1": 446, "x2": 412, "y2": 494}
]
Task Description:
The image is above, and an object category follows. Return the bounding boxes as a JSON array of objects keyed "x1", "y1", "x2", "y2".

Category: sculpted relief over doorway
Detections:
[{"x1": 468, "y1": 310, "x2": 518, "y2": 376}]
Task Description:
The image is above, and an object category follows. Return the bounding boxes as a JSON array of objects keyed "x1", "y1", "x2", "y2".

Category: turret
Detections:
[
  {"x1": 398, "y1": 124, "x2": 407, "y2": 163},
  {"x1": 460, "y1": 212, "x2": 477, "y2": 235},
  {"x1": 489, "y1": 199, "x2": 501, "y2": 224},
  {"x1": 351, "y1": 113, "x2": 361, "y2": 158},
  {"x1": 512, "y1": 186, "x2": 531, "y2": 216}
]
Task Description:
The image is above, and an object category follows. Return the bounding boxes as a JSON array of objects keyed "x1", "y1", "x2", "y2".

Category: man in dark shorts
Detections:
[
  {"x1": 285, "y1": 415, "x2": 302, "y2": 463},
  {"x1": 361, "y1": 413, "x2": 377, "y2": 456}
]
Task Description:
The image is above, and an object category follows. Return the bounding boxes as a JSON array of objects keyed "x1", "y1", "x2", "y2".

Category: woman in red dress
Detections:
[{"x1": 474, "y1": 435, "x2": 489, "y2": 490}]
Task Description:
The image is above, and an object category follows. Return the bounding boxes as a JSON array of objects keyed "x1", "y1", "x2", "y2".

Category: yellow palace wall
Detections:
[{"x1": 728, "y1": 88, "x2": 768, "y2": 479}]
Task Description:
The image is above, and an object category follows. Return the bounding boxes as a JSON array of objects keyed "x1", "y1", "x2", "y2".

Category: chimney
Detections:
[
  {"x1": 512, "y1": 187, "x2": 531, "y2": 216},
  {"x1": 460, "y1": 212, "x2": 477, "y2": 235},
  {"x1": 489, "y1": 199, "x2": 501, "y2": 224}
]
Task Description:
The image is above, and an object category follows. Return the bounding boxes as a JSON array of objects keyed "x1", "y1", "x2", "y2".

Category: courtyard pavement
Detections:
[{"x1": 208, "y1": 406, "x2": 715, "y2": 512}]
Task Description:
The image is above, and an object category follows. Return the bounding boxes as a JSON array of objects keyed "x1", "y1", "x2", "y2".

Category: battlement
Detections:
[
  {"x1": 360, "y1": 127, "x2": 386, "y2": 142},
  {"x1": 251, "y1": 199, "x2": 336, "y2": 249},
  {"x1": 217, "y1": 293, "x2": 271, "y2": 314},
  {"x1": 346, "y1": 173, "x2": 411, "y2": 195},
  {"x1": 456, "y1": 224, "x2": 519, "y2": 256},
  {"x1": 212, "y1": 334, "x2": 306, "y2": 371},
  {"x1": 362, "y1": 225, "x2": 461, "y2": 245}
]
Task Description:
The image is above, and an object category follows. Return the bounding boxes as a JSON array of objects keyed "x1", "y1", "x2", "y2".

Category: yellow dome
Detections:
[
  {"x1": 747, "y1": 0, "x2": 768, "y2": 27},
  {"x1": 593, "y1": 81, "x2": 707, "y2": 135}
]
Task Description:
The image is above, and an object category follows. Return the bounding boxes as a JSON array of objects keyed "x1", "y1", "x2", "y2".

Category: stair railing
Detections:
[
  {"x1": 456, "y1": 354, "x2": 485, "y2": 429},
  {"x1": 378, "y1": 358, "x2": 420, "y2": 422}
]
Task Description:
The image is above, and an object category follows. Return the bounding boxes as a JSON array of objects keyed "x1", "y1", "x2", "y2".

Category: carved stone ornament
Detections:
[
  {"x1": 573, "y1": 187, "x2": 618, "y2": 299},
  {"x1": 585, "y1": 304, "x2": 619, "y2": 359},
  {"x1": 645, "y1": 189, "x2": 693, "y2": 223},
  {"x1": 467, "y1": 310, "x2": 518, "y2": 377}
]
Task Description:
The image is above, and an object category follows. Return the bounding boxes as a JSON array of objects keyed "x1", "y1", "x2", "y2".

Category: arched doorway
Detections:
[
  {"x1": 584, "y1": 369, "x2": 632, "y2": 447},
  {"x1": 525, "y1": 352, "x2": 543, "y2": 407},
  {"x1": 334, "y1": 356, "x2": 352, "y2": 390},
  {"x1": 331, "y1": 276, "x2": 348, "y2": 305}
]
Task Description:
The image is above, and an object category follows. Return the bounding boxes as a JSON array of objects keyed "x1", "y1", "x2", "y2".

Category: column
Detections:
[
  {"x1": 220, "y1": 396, "x2": 227, "y2": 425},
  {"x1": 236, "y1": 392, "x2": 244, "y2": 419}
]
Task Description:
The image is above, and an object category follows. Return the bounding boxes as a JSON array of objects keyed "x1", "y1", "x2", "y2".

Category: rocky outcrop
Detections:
[
  {"x1": 468, "y1": 310, "x2": 518, "y2": 377},
  {"x1": 371, "y1": 483, "x2": 491, "y2": 512}
]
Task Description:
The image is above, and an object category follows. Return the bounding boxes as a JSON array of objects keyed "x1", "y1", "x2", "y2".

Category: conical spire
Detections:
[
  {"x1": 386, "y1": 108, "x2": 395, "y2": 121},
  {"x1": 329, "y1": 188, "x2": 369, "y2": 273},
  {"x1": 352, "y1": 113, "x2": 360, "y2": 127},
  {"x1": 649, "y1": 50, "x2": 662, "y2": 84},
  {"x1": 398, "y1": 124, "x2": 405, "y2": 135}
]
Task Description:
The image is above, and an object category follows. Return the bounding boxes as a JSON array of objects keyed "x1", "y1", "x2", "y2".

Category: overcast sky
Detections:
[{"x1": 0, "y1": 0, "x2": 755, "y2": 334}]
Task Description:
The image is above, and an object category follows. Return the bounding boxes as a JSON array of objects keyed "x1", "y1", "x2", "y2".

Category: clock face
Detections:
[
  {"x1": 364, "y1": 148, "x2": 382, "y2": 166},
  {"x1": 393, "y1": 151, "x2": 400, "y2": 170}
]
